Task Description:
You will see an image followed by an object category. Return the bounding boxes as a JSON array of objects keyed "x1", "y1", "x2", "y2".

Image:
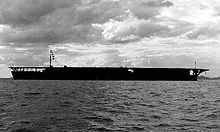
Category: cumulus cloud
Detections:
[
  {"x1": 93, "y1": 9, "x2": 170, "y2": 43},
  {"x1": 2, "y1": 0, "x2": 220, "y2": 78},
  {"x1": 0, "y1": 0, "x2": 174, "y2": 45},
  {"x1": 186, "y1": 22, "x2": 220, "y2": 40}
]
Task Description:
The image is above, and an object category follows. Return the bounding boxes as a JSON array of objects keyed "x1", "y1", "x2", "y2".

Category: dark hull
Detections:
[{"x1": 10, "y1": 67, "x2": 208, "y2": 81}]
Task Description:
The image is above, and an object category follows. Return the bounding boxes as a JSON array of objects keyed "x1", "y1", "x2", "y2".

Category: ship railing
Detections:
[{"x1": 8, "y1": 67, "x2": 47, "y2": 72}]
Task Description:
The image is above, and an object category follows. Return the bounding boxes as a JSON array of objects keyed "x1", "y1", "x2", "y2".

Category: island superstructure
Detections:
[{"x1": 9, "y1": 50, "x2": 209, "y2": 81}]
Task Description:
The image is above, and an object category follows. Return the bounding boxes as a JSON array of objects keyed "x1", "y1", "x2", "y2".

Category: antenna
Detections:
[
  {"x1": 126, "y1": 58, "x2": 128, "y2": 67},
  {"x1": 194, "y1": 61, "x2": 196, "y2": 69}
]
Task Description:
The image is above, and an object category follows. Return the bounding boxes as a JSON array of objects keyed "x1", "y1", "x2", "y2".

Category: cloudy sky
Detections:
[{"x1": 1, "y1": 0, "x2": 220, "y2": 77}]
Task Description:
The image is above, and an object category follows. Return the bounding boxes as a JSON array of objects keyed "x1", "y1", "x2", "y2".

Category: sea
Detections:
[{"x1": 0, "y1": 79, "x2": 219, "y2": 132}]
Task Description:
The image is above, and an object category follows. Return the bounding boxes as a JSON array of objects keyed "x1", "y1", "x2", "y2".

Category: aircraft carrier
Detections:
[{"x1": 9, "y1": 50, "x2": 209, "y2": 81}]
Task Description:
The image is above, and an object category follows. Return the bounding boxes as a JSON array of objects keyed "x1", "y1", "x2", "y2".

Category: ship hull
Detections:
[{"x1": 9, "y1": 67, "x2": 208, "y2": 81}]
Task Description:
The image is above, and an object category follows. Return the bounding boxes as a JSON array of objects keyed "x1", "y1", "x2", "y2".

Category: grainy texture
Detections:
[{"x1": 0, "y1": 79, "x2": 219, "y2": 132}]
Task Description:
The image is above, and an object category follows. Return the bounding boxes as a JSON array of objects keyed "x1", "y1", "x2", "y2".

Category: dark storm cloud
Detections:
[
  {"x1": 0, "y1": 0, "x2": 80, "y2": 27},
  {"x1": 3, "y1": 28, "x2": 64, "y2": 44},
  {"x1": 0, "y1": 0, "x2": 174, "y2": 45},
  {"x1": 0, "y1": 0, "x2": 83, "y2": 44},
  {"x1": 125, "y1": 0, "x2": 173, "y2": 20},
  {"x1": 74, "y1": 0, "x2": 122, "y2": 24},
  {"x1": 1, "y1": 0, "x2": 118, "y2": 44}
]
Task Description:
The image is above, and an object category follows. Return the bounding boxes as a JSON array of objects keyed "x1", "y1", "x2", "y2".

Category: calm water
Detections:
[{"x1": 0, "y1": 79, "x2": 219, "y2": 132}]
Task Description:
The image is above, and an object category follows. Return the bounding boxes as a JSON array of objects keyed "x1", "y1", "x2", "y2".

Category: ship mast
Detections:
[
  {"x1": 49, "y1": 50, "x2": 51, "y2": 67},
  {"x1": 49, "y1": 50, "x2": 54, "y2": 67}
]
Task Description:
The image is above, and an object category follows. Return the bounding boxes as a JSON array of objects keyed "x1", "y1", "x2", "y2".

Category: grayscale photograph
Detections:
[{"x1": 0, "y1": 0, "x2": 219, "y2": 131}]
